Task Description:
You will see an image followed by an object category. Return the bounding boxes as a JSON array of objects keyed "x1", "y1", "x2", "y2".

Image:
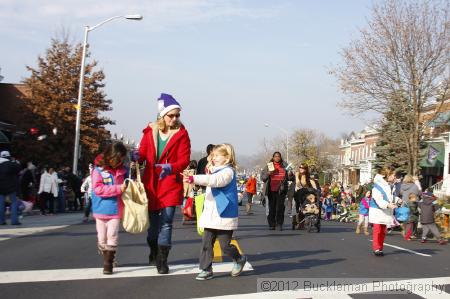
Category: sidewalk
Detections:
[{"x1": 0, "y1": 212, "x2": 86, "y2": 242}]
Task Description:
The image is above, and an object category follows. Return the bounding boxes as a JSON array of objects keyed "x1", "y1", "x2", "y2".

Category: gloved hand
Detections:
[
  {"x1": 155, "y1": 164, "x2": 172, "y2": 180},
  {"x1": 130, "y1": 150, "x2": 140, "y2": 162}
]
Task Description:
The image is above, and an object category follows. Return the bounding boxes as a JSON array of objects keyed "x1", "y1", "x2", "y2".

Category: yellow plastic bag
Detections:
[
  {"x1": 122, "y1": 163, "x2": 149, "y2": 234},
  {"x1": 195, "y1": 193, "x2": 205, "y2": 236}
]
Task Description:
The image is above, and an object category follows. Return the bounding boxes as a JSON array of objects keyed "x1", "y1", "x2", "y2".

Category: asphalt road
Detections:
[{"x1": 1, "y1": 204, "x2": 449, "y2": 299}]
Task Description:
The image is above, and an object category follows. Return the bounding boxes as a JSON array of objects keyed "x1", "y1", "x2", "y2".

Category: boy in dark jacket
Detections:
[{"x1": 419, "y1": 192, "x2": 447, "y2": 245}]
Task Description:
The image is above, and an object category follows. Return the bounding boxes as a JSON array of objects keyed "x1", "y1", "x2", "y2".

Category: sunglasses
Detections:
[{"x1": 166, "y1": 113, "x2": 181, "y2": 119}]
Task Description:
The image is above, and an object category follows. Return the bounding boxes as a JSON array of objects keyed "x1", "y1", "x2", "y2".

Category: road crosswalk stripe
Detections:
[
  {"x1": 0, "y1": 226, "x2": 68, "y2": 242},
  {"x1": 198, "y1": 277, "x2": 450, "y2": 299},
  {"x1": 0, "y1": 262, "x2": 254, "y2": 284},
  {"x1": 368, "y1": 240, "x2": 432, "y2": 257}
]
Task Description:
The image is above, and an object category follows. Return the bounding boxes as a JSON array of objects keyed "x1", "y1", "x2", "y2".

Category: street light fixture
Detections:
[
  {"x1": 73, "y1": 14, "x2": 143, "y2": 175},
  {"x1": 264, "y1": 123, "x2": 289, "y2": 163}
]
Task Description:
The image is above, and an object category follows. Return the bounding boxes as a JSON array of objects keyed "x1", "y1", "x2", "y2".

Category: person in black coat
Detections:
[
  {"x1": 196, "y1": 144, "x2": 215, "y2": 194},
  {"x1": 196, "y1": 144, "x2": 215, "y2": 175},
  {"x1": 0, "y1": 151, "x2": 22, "y2": 225},
  {"x1": 61, "y1": 166, "x2": 83, "y2": 211}
]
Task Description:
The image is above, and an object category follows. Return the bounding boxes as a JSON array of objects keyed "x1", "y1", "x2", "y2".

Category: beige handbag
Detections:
[{"x1": 122, "y1": 163, "x2": 149, "y2": 234}]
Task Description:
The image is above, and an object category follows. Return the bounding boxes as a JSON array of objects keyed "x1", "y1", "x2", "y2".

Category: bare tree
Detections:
[
  {"x1": 332, "y1": 0, "x2": 449, "y2": 175},
  {"x1": 252, "y1": 130, "x2": 340, "y2": 175},
  {"x1": 290, "y1": 129, "x2": 340, "y2": 173}
]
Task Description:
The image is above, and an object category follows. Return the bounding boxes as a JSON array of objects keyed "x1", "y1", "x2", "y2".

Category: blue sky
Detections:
[{"x1": 0, "y1": 0, "x2": 380, "y2": 156}]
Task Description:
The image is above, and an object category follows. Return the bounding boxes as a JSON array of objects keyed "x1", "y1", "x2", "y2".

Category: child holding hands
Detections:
[
  {"x1": 91, "y1": 142, "x2": 128, "y2": 274},
  {"x1": 184, "y1": 144, "x2": 247, "y2": 281}
]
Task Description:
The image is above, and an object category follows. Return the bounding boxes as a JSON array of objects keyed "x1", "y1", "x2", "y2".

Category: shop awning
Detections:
[{"x1": 420, "y1": 142, "x2": 445, "y2": 168}]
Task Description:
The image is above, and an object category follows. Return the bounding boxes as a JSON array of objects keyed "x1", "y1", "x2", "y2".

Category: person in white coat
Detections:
[
  {"x1": 38, "y1": 167, "x2": 58, "y2": 215},
  {"x1": 81, "y1": 164, "x2": 94, "y2": 222},
  {"x1": 184, "y1": 144, "x2": 246, "y2": 281},
  {"x1": 369, "y1": 166, "x2": 402, "y2": 256}
]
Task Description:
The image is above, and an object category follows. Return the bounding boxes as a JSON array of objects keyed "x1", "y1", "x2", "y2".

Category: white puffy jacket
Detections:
[
  {"x1": 38, "y1": 172, "x2": 58, "y2": 197},
  {"x1": 368, "y1": 174, "x2": 401, "y2": 225},
  {"x1": 194, "y1": 165, "x2": 238, "y2": 230}
]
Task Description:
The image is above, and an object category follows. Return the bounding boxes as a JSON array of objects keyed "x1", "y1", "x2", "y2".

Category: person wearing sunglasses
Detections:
[
  {"x1": 135, "y1": 93, "x2": 191, "y2": 274},
  {"x1": 293, "y1": 164, "x2": 319, "y2": 230}
]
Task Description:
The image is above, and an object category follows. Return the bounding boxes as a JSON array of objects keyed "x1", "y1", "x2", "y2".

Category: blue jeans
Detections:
[
  {"x1": 0, "y1": 192, "x2": 19, "y2": 224},
  {"x1": 147, "y1": 206, "x2": 176, "y2": 247}
]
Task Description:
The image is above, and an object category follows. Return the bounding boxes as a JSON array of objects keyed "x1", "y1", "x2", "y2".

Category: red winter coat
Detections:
[
  {"x1": 138, "y1": 123, "x2": 191, "y2": 210},
  {"x1": 245, "y1": 177, "x2": 257, "y2": 194}
]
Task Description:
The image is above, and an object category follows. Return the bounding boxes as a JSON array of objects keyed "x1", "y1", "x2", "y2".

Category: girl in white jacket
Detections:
[
  {"x1": 184, "y1": 144, "x2": 246, "y2": 281},
  {"x1": 369, "y1": 166, "x2": 402, "y2": 256},
  {"x1": 38, "y1": 167, "x2": 58, "y2": 215}
]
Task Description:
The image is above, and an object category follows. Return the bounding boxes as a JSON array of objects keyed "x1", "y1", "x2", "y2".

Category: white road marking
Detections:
[
  {"x1": 0, "y1": 262, "x2": 254, "y2": 284},
  {"x1": 198, "y1": 277, "x2": 450, "y2": 299},
  {"x1": 368, "y1": 240, "x2": 432, "y2": 257},
  {"x1": 0, "y1": 226, "x2": 68, "y2": 242}
]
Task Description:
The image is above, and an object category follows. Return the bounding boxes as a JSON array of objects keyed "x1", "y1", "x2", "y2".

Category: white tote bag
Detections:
[{"x1": 122, "y1": 163, "x2": 149, "y2": 234}]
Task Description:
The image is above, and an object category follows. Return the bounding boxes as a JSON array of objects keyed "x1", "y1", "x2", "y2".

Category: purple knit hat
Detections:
[{"x1": 157, "y1": 93, "x2": 181, "y2": 118}]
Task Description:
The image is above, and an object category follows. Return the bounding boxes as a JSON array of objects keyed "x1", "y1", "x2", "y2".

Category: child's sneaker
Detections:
[
  {"x1": 196, "y1": 270, "x2": 213, "y2": 281},
  {"x1": 420, "y1": 238, "x2": 426, "y2": 243},
  {"x1": 231, "y1": 256, "x2": 247, "y2": 277}
]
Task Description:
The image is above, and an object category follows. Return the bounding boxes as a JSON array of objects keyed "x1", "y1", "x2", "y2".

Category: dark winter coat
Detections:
[
  {"x1": 0, "y1": 158, "x2": 21, "y2": 195},
  {"x1": 418, "y1": 197, "x2": 436, "y2": 224},
  {"x1": 408, "y1": 201, "x2": 419, "y2": 223},
  {"x1": 196, "y1": 156, "x2": 209, "y2": 175}
]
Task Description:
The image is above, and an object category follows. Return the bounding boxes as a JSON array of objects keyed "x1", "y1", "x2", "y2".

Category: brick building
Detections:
[
  {"x1": 0, "y1": 83, "x2": 31, "y2": 151},
  {"x1": 337, "y1": 96, "x2": 450, "y2": 191}
]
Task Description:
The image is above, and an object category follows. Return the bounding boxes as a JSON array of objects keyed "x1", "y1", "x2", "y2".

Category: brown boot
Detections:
[
  {"x1": 364, "y1": 227, "x2": 369, "y2": 236},
  {"x1": 103, "y1": 250, "x2": 115, "y2": 275},
  {"x1": 355, "y1": 224, "x2": 361, "y2": 234}
]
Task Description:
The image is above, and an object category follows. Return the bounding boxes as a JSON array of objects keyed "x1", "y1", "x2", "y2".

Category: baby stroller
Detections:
[
  {"x1": 292, "y1": 191, "x2": 320, "y2": 232},
  {"x1": 303, "y1": 213, "x2": 320, "y2": 233},
  {"x1": 302, "y1": 198, "x2": 321, "y2": 233}
]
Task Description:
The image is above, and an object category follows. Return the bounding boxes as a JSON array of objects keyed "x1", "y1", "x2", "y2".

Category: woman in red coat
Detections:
[{"x1": 137, "y1": 93, "x2": 191, "y2": 274}]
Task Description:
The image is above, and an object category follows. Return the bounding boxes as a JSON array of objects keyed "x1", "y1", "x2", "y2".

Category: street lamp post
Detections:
[
  {"x1": 264, "y1": 123, "x2": 289, "y2": 163},
  {"x1": 73, "y1": 14, "x2": 143, "y2": 175}
]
